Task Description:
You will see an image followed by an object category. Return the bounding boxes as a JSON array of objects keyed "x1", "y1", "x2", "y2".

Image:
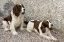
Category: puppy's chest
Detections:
[
  {"x1": 15, "y1": 18, "x2": 21, "y2": 24},
  {"x1": 13, "y1": 16, "x2": 23, "y2": 27}
]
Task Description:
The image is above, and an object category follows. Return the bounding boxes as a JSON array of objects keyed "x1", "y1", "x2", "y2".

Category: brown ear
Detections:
[
  {"x1": 13, "y1": 4, "x2": 21, "y2": 17},
  {"x1": 41, "y1": 25, "x2": 46, "y2": 33},
  {"x1": 21, "y1": 4, "x2": 25, "y2": 14},
  {"x1": 42, "y1": 20, "x2": 49, "y2": 28}
]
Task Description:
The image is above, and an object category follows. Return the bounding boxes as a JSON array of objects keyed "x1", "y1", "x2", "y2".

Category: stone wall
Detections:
[{"x1": 0, "y1": 0, "x2": 64, "y2": 32}]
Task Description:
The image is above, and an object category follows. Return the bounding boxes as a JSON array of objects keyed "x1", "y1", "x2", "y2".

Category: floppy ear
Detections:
[
  {"x1": 42, "y1": 21, "x2": 47, "y2": 27},
  {"x1": 42, "y1": 20, "x2": 49, "y2": 28},
  {"x1": 13, "y1": 4, "x2": 21, "y2": 17},
  {"x1": 21, "y1": 4, "x2": 25, "y2": 14},
  {"x1": 41, "y1": 25, "x2": 46, "y2": 33}
]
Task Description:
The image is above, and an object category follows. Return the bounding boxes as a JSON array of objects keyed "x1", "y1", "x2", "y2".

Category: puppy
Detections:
[
  {"x1": 26, "y1": 20, "x2": 58, "y2": 41},
  {"x1": 2, "y1": 3, "x2": 25, "y2": 35}
]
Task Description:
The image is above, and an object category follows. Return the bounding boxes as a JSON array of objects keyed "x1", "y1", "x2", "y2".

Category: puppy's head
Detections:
[
  {"x1": 42, "y1": 20, "x2": 53, "y2": 30},
  {"x1": 13, "y1": 4, "x2": 25, "y2": 17}
]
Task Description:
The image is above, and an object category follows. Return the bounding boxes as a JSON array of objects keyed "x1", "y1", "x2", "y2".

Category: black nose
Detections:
[{"x1": 51, "y1": 24, "x2": 53, "y2": 26}]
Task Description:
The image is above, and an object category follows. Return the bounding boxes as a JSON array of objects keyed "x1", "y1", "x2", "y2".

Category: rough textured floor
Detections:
[{"x1": 0, "y1": 17, "x2": 64, "y2": 42}]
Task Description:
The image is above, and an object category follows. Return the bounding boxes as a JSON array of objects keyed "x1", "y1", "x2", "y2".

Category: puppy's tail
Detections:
[{"x1": 24, "y1": 20, "x2": 29, "y2": 25}]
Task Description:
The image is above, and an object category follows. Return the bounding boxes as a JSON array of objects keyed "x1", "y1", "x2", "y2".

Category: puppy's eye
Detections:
[
  {"x1": 19, "y1": 5, "x2": 21, "y2": 8},
  {"x1": 47, "y1": 21, "x2": 48, "y2": 23}
]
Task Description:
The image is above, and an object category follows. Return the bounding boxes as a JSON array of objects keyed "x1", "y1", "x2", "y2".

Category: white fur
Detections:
[
  {"x1": 47, "y1": 20, "x2": 49, "y2": 22},
  {"x1": 38, "y1": 22, "x2": 50, "y2": 39},
  {"x1": 2, "y1": 21, "x2": 10, "y2": 31},
  {"x1": 26, "y1": 21, "x2": 34, "y2": 32},
  {"x1": 49, "y1": 22, "x2": 52, "y2": 28},
  {"x1": 38, "y1": 22, "x2": 43, "y2": 36},
  {"x1": 26, "y1": 20, "x2": 58, "y2": 41},
  {"x1": 33, "y1": 28, "x2": 38, "y2": 34},
  {"x1": 19, "y1": 4, "x2": 21, "y2": 5},
  {"x1": 31, "y1": 20, "x2": 34, "y2": 21},
  {"x1": 22, "y1": 7, "x2": 25, "y2": 13},
  {"x1": 38, "y1": 21, "x2": 57, "y2": 41},
  {"x1": 47, "y1": 20, "x2": 52, "y2": 28},
  {"x1": 31, "y1": 20, "x2": 39, "y2": 21},
  {"x1": 10, "y1": 11, "x2": 24, "y2": 35}
]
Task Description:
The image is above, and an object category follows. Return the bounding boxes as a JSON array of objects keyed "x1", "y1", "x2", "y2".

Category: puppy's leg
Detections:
[
  {"x1": 39, "y1": 27, "x2": 51, "y2": 40},
  {"x1": 10, "y1": 22, "x2": 18, "y2": 35},
  {"x1": 40, "y1": 33, "x2": 52, "y2": 40},
  {"x1": 2, "y1": 21, "x2": 10, "y2": 31},
  {"x1": 48, "y1": 31, "x2": 58, "y2": 41},
  {"x1": 26, "y1": 21, "x2": 34, "y2": 32},
  {"x1": 34, "y1": 28, "x2": 39, "y2": 34},
  {"x1": 20, "y1": 19, "x2": 24, "y2": 30}
]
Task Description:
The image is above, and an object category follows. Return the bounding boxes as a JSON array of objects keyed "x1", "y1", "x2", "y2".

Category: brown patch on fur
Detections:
[
  {"x1": 41, "y1": 24, "x2": 46, "y2": 33},
  {"x1": 40, "y1": 20, "x2": 49, "y2": 33},
  {"x1": 13, "y1": 4, "x2": 21, "y2": 17},
  {"x1": 31, "y1": 20, "x2": 40, "y2": 33},
  {"x1": 31, "y1": 20, "x2": 52, "y2": 33},
  {"x1": 42, "y1": 20, "x2": 49, "y2": 28},
  {"x1": 4, "y1": 14, "x2": 12, "y2": 22}
]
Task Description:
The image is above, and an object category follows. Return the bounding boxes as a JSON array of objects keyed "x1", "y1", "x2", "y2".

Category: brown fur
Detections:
[
  {"x1": 41, "y1": 24, "x2": 46, "y2": 33},
  {"x1": 13, "y1": 4, "x2": 21, "y2": 17},
  {"x1": 42, "y1": 20, "x2": 53, "y2": 31},
  {"x1": 4, "y1": 14, "x2": 12, "y2": 22},
  {"x1": 31, "y1": 20, "x2": 40, "y2": 32},
  {"x1": 3, "y1": 4, "x2": 22, "y2": 23},
  {"x1": 41, "y1": 20, "x2": 49, "y2": 33},
  {"x1": 31, "y1": 20, "x2": 47, "y2": 33},
  {"x1": 40, "y1": 20, "x2": 49, "y2": 33},
  {"x1": 42, "y1": 20, "x2": 49, "y2": 28},
  {"x1": 31, "y1": 20, "x2": 52, "y2": 33},
  {"x1": 3, "y1": 4, "x2": 25, "y2": 23}
]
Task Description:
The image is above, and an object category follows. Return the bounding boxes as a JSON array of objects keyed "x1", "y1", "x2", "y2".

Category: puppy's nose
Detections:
[{"x1": 51, "y1": 24, "x2": 53, "y2": 26}]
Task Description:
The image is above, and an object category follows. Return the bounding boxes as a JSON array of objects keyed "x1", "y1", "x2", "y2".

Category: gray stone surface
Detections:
[
  {"x1": 0, "y1": 0, "x2": 64, "y2": 32},
  {"x1": 0, "y1": 11, "x2": 3, "y2": 17},
  {"x1": 0, "y1": 17, "x2": 64, "y2": 42}
]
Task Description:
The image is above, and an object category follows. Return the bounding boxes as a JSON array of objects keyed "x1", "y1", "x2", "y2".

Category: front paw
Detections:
[
  {"x1": 4, "y1": 28, "x2": 10, "y2": 31},
  {"x1": 26, "y1": 28, "x2": 32, "y2": 33},
  {"x1": 20, "y1": 27, "x2": 24, "y2": 30},
  {"x1": 53, "y1": 40, "x2": 59, "y2": 42},
  {"x1": 52, "y1": 38, "x2": 59, "y2": 42},
  {"x1": 12, "y1": 32, "x2": 18, "y2": 35}
]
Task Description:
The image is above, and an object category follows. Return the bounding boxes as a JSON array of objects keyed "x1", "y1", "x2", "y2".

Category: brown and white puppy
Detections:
[
  {"x1": 26, "y1": 20, "x2": 58, "y2": 41},
  {"x1": 2, "y1": 4, "x2": 25, "y2": 35}
]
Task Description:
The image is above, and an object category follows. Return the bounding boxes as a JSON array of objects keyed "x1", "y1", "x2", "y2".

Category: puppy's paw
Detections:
[
  {"x1": 12, "y1": 32, "x2": 18, "y2": 35},
  {"x1": 26, "y1": 29, "x2": 32, "y2": 33},
  {"x1": 4, "y1": 28, "x2": 10, "y2": 31},
  {"x1": 20, "y1": 27, "x2": 24, "y2": 30}
]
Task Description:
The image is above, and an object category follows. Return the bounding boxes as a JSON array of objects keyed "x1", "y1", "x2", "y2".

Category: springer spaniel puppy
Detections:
[
  {"x1": 2, "y1": 3, "x2": 25, "y2": 35},
  {"x1": 26, "y1": 20, "x2": 58, "y2": 41}
]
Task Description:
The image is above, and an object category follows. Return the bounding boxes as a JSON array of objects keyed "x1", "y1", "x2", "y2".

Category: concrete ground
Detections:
[{"x1": 0, "y1": 17, "x2": 64, "y2": 42}]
